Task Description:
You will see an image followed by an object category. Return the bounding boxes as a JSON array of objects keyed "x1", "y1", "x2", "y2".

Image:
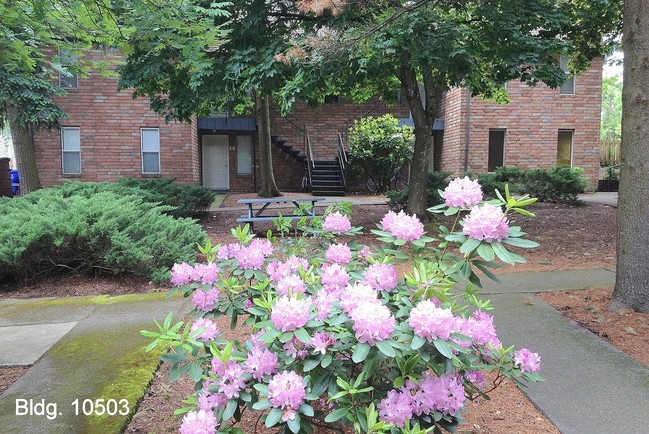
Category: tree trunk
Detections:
[
  {"x1": 612, "y1": 0, "x2": 649, "y2": 313},
  {"x1": 400, "y1": 63, "x2": 441, "y2": 217},
  {"x1": 6, "y1": 103, "x2": 42, "y2": 194},
  {"x1": 255, "y1": 93, "x2": 281, "y2": 198}
]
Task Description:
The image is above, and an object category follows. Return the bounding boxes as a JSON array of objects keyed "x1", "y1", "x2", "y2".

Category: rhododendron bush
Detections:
[{"x1": 142, "y1": 181, "x2": 542, "y2": 434}]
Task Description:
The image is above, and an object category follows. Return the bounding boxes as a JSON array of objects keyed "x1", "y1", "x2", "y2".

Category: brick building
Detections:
[{"x1": 32, "y1": 56, "x2": 602, "y2": 193}]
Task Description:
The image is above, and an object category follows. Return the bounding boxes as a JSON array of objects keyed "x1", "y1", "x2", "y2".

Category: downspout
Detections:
[
  {"x1": 253, "y1": 133, "x2": 257, "y2": 192},
  {"x1": 463, "y1": 88, "x2": 471, "y2": 174}
]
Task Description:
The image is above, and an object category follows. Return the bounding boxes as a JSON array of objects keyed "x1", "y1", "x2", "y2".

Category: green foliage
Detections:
[
  {"x1": 521, "y1": 167, "x2": 588, "y2": 204},
  {"x1": 387, "y1": 171, "x2": 451, "y2": 210},
  {"x1": 472, "y1": 167, "x2": 525, "y2": 199},
  {"x1": 0, "y1": 190, "x2": 205, "y2": 283},
  {"x1": 601, "y1": 74, "x2": 622, "y2": 141},
  {"x1": 23, "y1": 179, "x2": 215, "y2": 218},
  {"x1": 348, "y1": 115, "x2": 414, "y2": 192}
]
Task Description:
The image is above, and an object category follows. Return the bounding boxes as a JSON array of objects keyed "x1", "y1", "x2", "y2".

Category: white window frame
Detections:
[
  {"x1": 61, "y1": 127, "x2": 81, "y2": 174},
  {"x1": 236, "y1": 135, "x2": 253, "y2": 175},
  {"x1": 559, "y1": 56, "x2": 576, "y2": 95},
  {"x1": 557, "y1": 129, "x2": 574, "y2": 167},
  {"x1": 58, "y1": 49, "x2": 79, "y2": 89},
  {"x1": 141, "y1": 128, "x2": 161, "y2": 174}
]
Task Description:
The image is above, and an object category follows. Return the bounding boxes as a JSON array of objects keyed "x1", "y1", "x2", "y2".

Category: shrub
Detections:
[
  {"x1": 22, "y1": 178, "x2": 216, "y2": 218},
  {"x1": 469, "y1": 167, "x2": 525, "y2": 199},
  {"x1": 348, "y1": 114, "x2": 414, "y2": 193},
  {"x1": 143, "y1": 181, "x2": 543, "y2": 434},
  {"x1": 387, "y1": 171, "x2": 451, "y2": 210},
  {"x1": 0, "y1": 190, "x2": 205, "y2": 283},
  {"x1": 522, "y1": 166, "x2": 588, "y2": 204}
]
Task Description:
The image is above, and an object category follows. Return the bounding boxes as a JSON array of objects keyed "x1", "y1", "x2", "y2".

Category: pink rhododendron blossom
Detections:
[
  {"x1": 179, "y1": 410, "x2": 218, "y2": 434},
  {"x1": 419, "y1": 372, "x2": 465, "y2": 416},
  {"x1": 268, "y1": 370, "x2": 307, "y2": 419},
  {"x1": 325, "y1": 243, "x2": 352, "y2": 264},
  {"x1": 310, "y1": 331, "x2": 335, "y2": 355},
  {"x1": 464, "y1": 370, "x2": 486, "y2": 390},
  {"x1": 218, "y1": 361, "x2": 246, "y2": 399},
  {"x1": 322, "y1": 212, "x2": 351, "y2": 233},
  {"x1": 314, "y1": 291, "x2": 336, "y2": 320},
  {"x1": 192, "y1": 287, "x2": 220, "y2": 312},
  {"x1": 217, "y1": 243, "x2": 241, "y2": 260},
  {"x1": 363, "y1": 263, "x2": 399, "y2": 292},
  {"x1": 234, "y1": 246, "x2": 265, "y2": 270},
  {"x1": 462, "y1": 203, "x2": 510, "y2": 242},
  {"x1": 460, "y1": 310, "x2": 501, "y2": 348},
  {"x1": 190, "y1": 317, "x2": 220, "y2": 341},
  {"x1": 381, "y1": 211, "x2": 425, "y2": 241},
  {"x1": 198, "y1": 383, "x2": 227, "y2": 412},
  {"x1": 514, "y1": 348, "x2": 541, "y2": 372},
  {"x1": 408, "y1": 300, "x2": 459, "y2": 342},
  {"x1": 283, "y1": 337, "x2": 309, "y2": 359},
  {"x1": 377, "y1": 389, "x2": 413, "y2": 427},
  {"x1": 350, "y1": 301, "x2": 395, "y2": 345},
  {"x1": 320, "y1": 263, "x2": 350, "y2": 289},
  {"x1": 339, "y1": 283, "x2": 379, "y2": 314},
  {"x1": 267, "y1": 256, "x2": 309, "y2": 281},
  {"x1": 443, "y1": 176, "x2": 483, "y2": 208},
  {"x1": 171, "y1": 263, "x2": 194, "y2": 286},
  {"x1": 244, "y1": 346, "x2": 279, "y2": 380},
  {"x1": 271, "y1": 296, "x2": 311, "y2": 332},
  {"x1": 211, "y1": 358, "x2": 226, "y2": 376},
  {"x1": 193, "y1": 262, "x2": 219, "y2": 285},
  {"x1": 250, "y1": 238, "x2": 274, "y2": 256},
  {"x1": 276, "y1": 274, "x2": 306, "y2": 296},
  {"x1": 358, "y1": 245, "x2": 373, "y2": 261}
]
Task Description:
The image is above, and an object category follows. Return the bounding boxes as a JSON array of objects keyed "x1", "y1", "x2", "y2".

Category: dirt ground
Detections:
[{"x1": 2, "y1": 198, "x2": 644, "y2": 434}]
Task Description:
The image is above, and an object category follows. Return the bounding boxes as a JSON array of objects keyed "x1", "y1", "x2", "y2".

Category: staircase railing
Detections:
[
  {"x1": 306, "y1": 130, "x2": 315, "y2": 187},
  {"x1": 269, "y1": 105, "x2": 307, "y2": 157},
  {"x1": 336, "y1": 133, "x2": 348, "y2": 189}
]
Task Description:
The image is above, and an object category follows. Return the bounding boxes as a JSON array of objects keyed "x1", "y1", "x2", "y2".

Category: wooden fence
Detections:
[{"x1": 600, "y1": 139, "x2": 621, "y2": 166}]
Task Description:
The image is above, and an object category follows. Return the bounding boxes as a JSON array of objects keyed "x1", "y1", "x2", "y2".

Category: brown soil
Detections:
[{"x1": 1, "y1": 198, "x2": 630, "y2": 434}]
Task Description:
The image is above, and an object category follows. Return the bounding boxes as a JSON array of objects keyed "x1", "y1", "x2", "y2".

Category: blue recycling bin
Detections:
[{"x1": 10, "y1": 169, "x2": 19, "y2": 195}]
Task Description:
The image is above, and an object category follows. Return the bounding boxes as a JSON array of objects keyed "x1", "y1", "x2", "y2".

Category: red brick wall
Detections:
[
  {"x1": 33, "y1": 57, "x2": 197, "y2": 188},
  {"x1": 439, "y1": 58, "x2": 603, "y2": 188}
]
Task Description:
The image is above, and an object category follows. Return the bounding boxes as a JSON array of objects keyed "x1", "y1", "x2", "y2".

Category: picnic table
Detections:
[{"x1": 236, "y1": 197, "x2": 325, "y2": 232}]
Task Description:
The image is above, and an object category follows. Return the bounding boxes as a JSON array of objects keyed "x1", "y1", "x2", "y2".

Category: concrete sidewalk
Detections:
[{"x1": 1, "y1": 268, "x2": 648, "y2": 433}]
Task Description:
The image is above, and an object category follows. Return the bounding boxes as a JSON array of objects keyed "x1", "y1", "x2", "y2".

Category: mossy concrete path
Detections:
[{"x1": 0, "y1": 293, "x2": 192, "y2": 434}]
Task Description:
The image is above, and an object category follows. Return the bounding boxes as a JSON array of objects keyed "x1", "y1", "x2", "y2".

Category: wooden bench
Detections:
[{"x1": 236, "y1": 197, "x2": 325, "y2": 232}]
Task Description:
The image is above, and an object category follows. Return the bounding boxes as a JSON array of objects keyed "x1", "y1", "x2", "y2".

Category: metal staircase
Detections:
[
  {"x1": 310, "y1": 160, "x2": 345, "y2": 196},
  {"x1": 271, "y1": 135, "x2": 306, "y2": 164}
]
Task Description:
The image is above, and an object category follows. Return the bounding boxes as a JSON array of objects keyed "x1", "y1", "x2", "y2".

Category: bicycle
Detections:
[{"x1": 366, "y1": 168, "x2": 408, "y2": 193}]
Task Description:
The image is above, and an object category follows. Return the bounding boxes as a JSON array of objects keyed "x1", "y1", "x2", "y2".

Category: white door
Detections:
[{"x1": 202, "y1": 135, "x2": 229, "y2": 190}]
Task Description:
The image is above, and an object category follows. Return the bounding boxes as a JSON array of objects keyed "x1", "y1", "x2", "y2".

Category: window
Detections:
[
  {"x1": 559, "y1": 56, "x2": 575, "y2": 95},
  {"x1": 237, "y1": 136, "x2": 252, "y2": 174},
  {"x1": 488, "y1": 129, "x2": 506, "y2": 172},
  {"x1": 58, "y1": 49, "x2": 78, "y2": 89},
  {"x1": 141, "y1": 128, "x2": 161, "y2": 174},
  {"x1": 61, "y1": 127, "x2": 81, "y2": 174},
  {"x1": 324, "y1": 94, "x2": 339, "y2": 104},
  {"x1": 557, "y1": 130, "x2": 573, "y2": 167}
]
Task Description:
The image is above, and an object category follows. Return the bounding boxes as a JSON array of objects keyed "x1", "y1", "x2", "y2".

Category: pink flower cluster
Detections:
[
  {"x1": 234, "y1": 246, "x2": 266, "y2": 270},
  {"x1": 192, "y1": 287, "x2": 220, "y2": 312},
  {"x1": 339, "y1": 283, "x2": 378, "y2": 314},
  {"x1": 514, "y1": 348, "x2": 541, "y2": 372},
  {"x1": 271, "y1": 296, "x2": 311, "y2": 332},
  {"x1": 198, "y1": 380, "x2": 228, "y2": 412},
  {"x1": 408, "y1": 300, "x2": 459, "y2": 341},
  {"x1": 190, "y1": 317, "x2": 220, "y2": 341},
  {"x1": 320, "y1": 263, "x2": 350, "y2": 290},
  {"x1": 276, "y1": 274, "x2": 306, "y2": 296},
  {"x1": 180, "y1": 409, "x2": 218, "y2": 434},
  {"x1": 217, "y1": 242, "x2": 242, "y2": 260},
  {"x1": 350, "y1": 301, "x2": 396, "y2": 345},
  {"x1": 460, "y1": 310, "x2": 501, "y2": 348},
  {"x1": 325, "y1": 243, "x2": 352, "y2": 264},
  {"x1": 322, "y1": 212, "x2": 351, "y2": 233},
  {"x1": 244, "y1": 345, "x2": 279, "y2": 380},
  {"x1": 380, "y1": 211, "x2": 425, "y2": 241},
  {"x1": 377, "y1": 372, "x2": 465, "y2": 426},
  {"x1": 171, "y1": 262, "x2": 220, "y2": 286},
  {"x1": 310, "y1": 331, "x2": 335, "y2": 355},
  {"x1": 267, "y1": 256, "x2": 309, "y2": 282},
  {"x1": 462, "y1": 203, "x2": 510, "y2": 242},
  {"x1": 443, "y1": 176, "x2": 483, "y2": 208},
  {"x1": 215, "y1": 360, "x2": 246, "y2": 399},
  {"x1": 284, "y1": 337, "x2": 309, "y2": 360},
  {"x1": 363, "y1": 263, "x2": 399, "y2": 292},
  {"x1": 268, "y1": 370, "x2": 307, "y2": 421}
]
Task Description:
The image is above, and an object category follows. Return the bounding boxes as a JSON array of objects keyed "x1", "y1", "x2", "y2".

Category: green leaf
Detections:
[
  {"x1": 303, "y1": 357, "x2": 321, "y2": 372},
  {"x1": 491, "y1": 242, "x2": 515, "y2": 265},
  {"x1": 265, "y1": 408, "x2": 283, "y2": 427},
  {"x1": 324, "y1": 407, "x2": 349, "y2": 423},
  {"x1": 222, "y1": 399, "x2": 238, "y2": 421},
  {"x1": 477, "y1": 243, "x2": 495, "y2": 261},
  {"x1": 502, "y1": 237, "x2": 540, "y2": 248},
  {"x1": 299, "y1": 403, "x2": 315, "y2": 417},
  {"x1": 352, "y1": 343, "x2": 371, "y2": 363},
  {"x1": 279, "y1": 331, "x2": 294, "y2": 343},
  {"x1": 321, "y1": 354, "x2": 333, "y2": 368},
  {"x1": 188, "y1": 362, "x2": 203, "y2": 382},
  {"x1": 253, "y1": 399, "x2": 272, "y2": 410},
  {"x1": 460, "y1": 238, "x2": 481, "y2": 254},
  {"x1": 433, "y1": 339, "x2": 453, "y2": 359},
  {"x1": 411, "y1": 334, "x2": 426, "y2": 350},
  {"x1": 259, "y1": 328, "x2": 282, "y2": 342},
  {"x1": 376, "y1": 340, "x2": 396, "y2": 357},
  {"x1": 294, "y1": 327, "x2": 311, "y2": 344}
]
